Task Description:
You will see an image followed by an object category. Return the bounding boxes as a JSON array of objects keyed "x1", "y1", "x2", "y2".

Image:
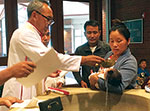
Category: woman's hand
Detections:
[{"x1": 89, "y1": 74, "x2": 99, "y2": 89}]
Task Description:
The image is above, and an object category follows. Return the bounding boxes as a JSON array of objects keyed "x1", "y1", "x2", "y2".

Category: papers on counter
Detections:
[
  {"x1": 10, "y1": 97, "x2": 42, "y2": 111},
  {"x1": 17, "y1": 48, "x2": 62, "y2": 87}
]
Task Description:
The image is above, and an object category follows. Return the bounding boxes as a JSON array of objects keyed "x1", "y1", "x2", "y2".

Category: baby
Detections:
[
  {"x1": 105, "y1": 68, "x2": 121, "y2": 86},
  {"x1": 89, "y1": 67, "x2": 122, "y2": 89},
  {"x1": 141, "y1": 76, "x2": 150, "y2": 93}
]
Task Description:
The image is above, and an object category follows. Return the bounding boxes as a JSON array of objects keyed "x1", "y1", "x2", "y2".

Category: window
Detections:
[
  {"x1": 63, "y1": 1, "x2": 89, "y2": 85},
  {"x1": 18, "y1": 1, "x2": 28, "y2": 27},
  {"x1": 0, "y1": 1, "x2": 6, "y2": 57},
  {"x1": 63, "y1": 1, "x2": 89, "y2": 54}
]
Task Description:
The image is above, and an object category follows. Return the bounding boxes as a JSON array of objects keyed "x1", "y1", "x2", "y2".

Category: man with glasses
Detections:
[
  {"x1": 1, "y1": 1, "x2": 105, "y2": 110},
  {"x1": 73, "y1": 20, "x2": 111, "y2": 88}
]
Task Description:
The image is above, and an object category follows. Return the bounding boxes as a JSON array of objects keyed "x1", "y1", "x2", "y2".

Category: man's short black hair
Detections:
[{"x1": 84, "y1": 20, "x2": 101, "y2": 31}]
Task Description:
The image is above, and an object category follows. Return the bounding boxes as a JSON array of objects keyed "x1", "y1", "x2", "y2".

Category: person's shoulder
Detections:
[
  {"x1": 138, "y1": 67, "x2": 142, "y2": 70},
  {"x1": 12, "y1": 28, "x2": 20, "y2": 35},
  {"x1": 130, "y1": 54, "x2": 137, "y2": 63},
  {"x1": 122, "y1": 54, "x2": 137, "y2": 69},
  {"x1": 98, "y1": 40, "x2": 110, "y2": 50},
  {"x1": 74, "y1": 42, "x2": 89, "y2": 54},
  {"x1": 75, "y1": 42, "x2": 89, "y2": 50},
  {"x1": 137, "y1": 67, "x2": 142, "y2": 72},
  {"x1": 122, "y1": 48, "x2": 137, "y2": 62},
  {"x1": 98, "y1": 40, "x2": 109, "y2": 46},
  {"x1": 104, "y1": 51, "x2": 112, "y2": 59},
  {"x1": 14, "y1": 22, "x2": 34, "y2": 34},
  {"x1": 122, "y1": 53, "x2": 137, "y2": 65}
]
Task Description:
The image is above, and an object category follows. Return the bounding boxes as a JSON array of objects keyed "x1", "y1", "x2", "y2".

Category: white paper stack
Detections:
[{"x1": 17, "y1": 48, "x2": 61, "y2": 87}]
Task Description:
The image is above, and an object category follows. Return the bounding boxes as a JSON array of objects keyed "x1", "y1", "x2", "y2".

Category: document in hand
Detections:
[{"x1": 17, "y1": 48, "x2": 61, "y2": 87}]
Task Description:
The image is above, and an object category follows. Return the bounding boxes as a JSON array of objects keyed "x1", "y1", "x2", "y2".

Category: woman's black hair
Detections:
[{"x1": 110, "y1": 19, "x2": 130, "y2": 41}]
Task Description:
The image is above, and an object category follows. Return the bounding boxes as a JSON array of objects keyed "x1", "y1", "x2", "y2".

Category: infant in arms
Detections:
[{"x1": 89, "y1": 67, "x2": 122, "y2": 89}]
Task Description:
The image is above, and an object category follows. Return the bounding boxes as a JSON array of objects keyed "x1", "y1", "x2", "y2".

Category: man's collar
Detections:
[{"x1": 27, "y1": 21, "x2": 43, "y2": 37}]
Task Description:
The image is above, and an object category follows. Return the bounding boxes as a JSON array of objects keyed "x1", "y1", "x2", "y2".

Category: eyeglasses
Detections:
[{"x1": 35, "y1": 10, "x2": 54, "y2": 26}]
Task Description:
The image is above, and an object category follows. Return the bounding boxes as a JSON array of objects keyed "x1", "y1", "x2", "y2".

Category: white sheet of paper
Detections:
[
  {"x1": 17, "y1": 48, "x2": 61, "y2": 87},
  {"x1": 10, "y1": 97, "x2": 43, "y2": 111}
]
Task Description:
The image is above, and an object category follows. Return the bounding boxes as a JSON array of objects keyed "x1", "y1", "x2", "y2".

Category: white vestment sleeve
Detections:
[{"x1": 57, "y1": 53, "x2": 82, "y2": 72}]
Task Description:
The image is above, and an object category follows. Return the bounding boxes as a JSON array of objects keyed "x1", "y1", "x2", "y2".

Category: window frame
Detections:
[{"x1": 0, "y1": 0, "x2": 18, "y2": 66}]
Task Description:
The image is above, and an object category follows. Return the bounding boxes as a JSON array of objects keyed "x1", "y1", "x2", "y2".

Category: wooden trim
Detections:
[
  {"x1": 5, "y1": 0, "x2": 18, "y2": 46},
  {"x1": 90, "y1": 0, "x2": 102, "y2": 40},
  {"x1": 50, "y1": 0, "x2": 64, "y2": 53},
  {"x1": 0, "y1": 0, "x2": 18, "y2": 65},
  {"x1": 111, "y1": 0, "x2": 116, "y2": 19},
  {"x1": 0, "y1": 57, "x2": 7, "y2": 66}
]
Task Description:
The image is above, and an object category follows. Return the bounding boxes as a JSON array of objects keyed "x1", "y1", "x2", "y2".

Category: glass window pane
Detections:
[
  {"x1": 0, "y1": 65, "x2": 7, "y2": 97},
  {"x1": 0, "y1": 0, "x2": 6, "y2": 57},
  {"x1": 18, "y1": 1, "x2": 28, "y2": 27},
  {"x1": 63, "y1": 1, "x2": 89, "y2": 85},
  {"x1": 63, "y1": 1, "x2": 89, "y2": 54}
]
